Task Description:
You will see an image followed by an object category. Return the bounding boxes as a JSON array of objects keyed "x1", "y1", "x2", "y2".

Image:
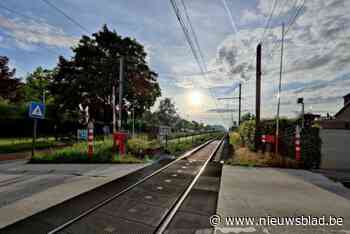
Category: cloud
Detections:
[
  {"x1": 241, "y1": 9, "x2": 264, "y2": 24},
  {"x1": 209, "y1": 0, "x2": 350, "y2": 118},
  {"x1": 0, "y1": 16, "x2": 78, "y2": 49}
]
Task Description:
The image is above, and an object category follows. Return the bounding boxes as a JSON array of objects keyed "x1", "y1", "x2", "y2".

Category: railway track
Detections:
[{"x1": 1, "y1": 136, "x2": 225, "y2": 234}]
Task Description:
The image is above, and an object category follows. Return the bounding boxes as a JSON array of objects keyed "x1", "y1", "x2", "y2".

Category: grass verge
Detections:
[
  {"x1": 30, "y1": 132, "x2": 224, "y2": 164},
  {"x1": 226, "y1": 147, "x2": 300, "y2": 168},
  {"x1": 0, "y1": 137, "x2": 62, "y2": 154},
  {"x1": 30, "y1": 140, "x2": 143, "y2": 164},
  {"x1": 226, "y1": 131, "x2": 300, "y2": 168}
]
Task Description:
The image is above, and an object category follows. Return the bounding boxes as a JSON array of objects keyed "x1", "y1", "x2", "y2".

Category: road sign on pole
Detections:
[
  {"x1": 29, "y1": 102, "x2": 46, "y2": 119},
  {"x1": 28, "y1": 101, "x2": 46, "y2": 158}
]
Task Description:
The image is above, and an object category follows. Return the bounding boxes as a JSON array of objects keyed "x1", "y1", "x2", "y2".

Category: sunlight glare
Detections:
[{"x1": 189, "y1": 91, "x2": 202, "y2": 106}]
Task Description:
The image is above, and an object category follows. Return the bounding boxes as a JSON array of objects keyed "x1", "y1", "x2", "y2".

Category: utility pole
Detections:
[
  {"x1": 132, "y1": 104, "x2": 135, "y2": 137},
  {"x1": 112, "y1": 83, "x2": 116, "y2": 133},
  {"x1": 118, "y1": 57, "x2": 124, "y2": 131},
  {"x1": 275, "y1": 23, "x2": 285, "y2": 155},
  {"x1": 238, "y1": 83, "x2": 242, "y2": 126},
  {"x1": 42, "y1": 89, "x2": 46, "y2": 104},
  {"x1": 255, "y1": 43, "x2": 262, "y2": 151},
  {"x1": 297, "y1": 98, "x2": 305, "y2": 128},
  {"x1": 216, "y1": 82, "x2": 243, "y2": 128}
]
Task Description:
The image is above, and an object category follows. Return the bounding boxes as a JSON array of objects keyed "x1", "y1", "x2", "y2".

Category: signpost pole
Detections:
[
  {"x1": 32, "y1": 119, "x2": 37, "y2": 158},
  {"x1": 118, "y1": 57, "x2": 123, "y2": 131},
  {"x1": 29, "y1": 101, "x2": 45, "y2": 158}
]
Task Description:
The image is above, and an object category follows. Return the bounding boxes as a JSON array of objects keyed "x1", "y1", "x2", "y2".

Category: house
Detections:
[
  {"x1": 335, "y1": 93, "x2": 350, "y2": 120},
  {"x1": 319, "y1": 93, "x2": 350, "y2": 129}
]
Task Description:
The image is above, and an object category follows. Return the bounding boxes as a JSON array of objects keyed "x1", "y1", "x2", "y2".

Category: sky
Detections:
[{"x1": 0, "y1": 0, "x2": 349, "y2": 128}]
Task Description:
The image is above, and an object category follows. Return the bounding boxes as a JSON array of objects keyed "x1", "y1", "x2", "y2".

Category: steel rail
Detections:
[
  {"x1": 155, "y1": 135, "x2": 226, "y2": 234},
  {"x1": 47, "y1": 139, "x2": 217, "y2": 234}
]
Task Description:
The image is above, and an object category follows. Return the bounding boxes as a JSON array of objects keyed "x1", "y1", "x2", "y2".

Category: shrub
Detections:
[
  {"x1": 127, "y1": 137, "x2": 160, "y2": 158},
  {"x1": 238, "y1": 120, "x2": 256, "y2": 150}
]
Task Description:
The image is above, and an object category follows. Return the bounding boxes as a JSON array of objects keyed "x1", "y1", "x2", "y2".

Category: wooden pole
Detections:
[{"x1": 255, "y1": 43, "x2": 262, "y2": 151}]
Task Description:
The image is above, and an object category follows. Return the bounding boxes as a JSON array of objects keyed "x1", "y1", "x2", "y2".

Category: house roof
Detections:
[
  {"x1": 335, "y1": 101, "x2": 350, "y2": 118},
  {"x1": 344, "y1": 93, "x2": 350, "y2": 98}
]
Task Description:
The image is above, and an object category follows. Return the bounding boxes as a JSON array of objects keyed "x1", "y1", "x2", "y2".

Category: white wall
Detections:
[{"x1": 320, "y1": 129, "x2": 350, "y2": 170}]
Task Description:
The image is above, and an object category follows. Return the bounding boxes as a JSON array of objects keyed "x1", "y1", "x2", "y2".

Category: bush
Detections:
[
  {"x1": 229, "y1": 132, "x2": 241, "y2": 146},
  {"x1": 238, "y1": 120, "x2": 256, "y2": 151},
  {"x1": 30, "y1": 132, "x2": 225, "y2": 163},
  {"x1": 301, "y1": 127, "x2": 322, "y2": 169},
  {"x1": 236, "y1": 118, "x2": 322, "y2": 169},
  {"x1": 127, "y1": 137, "x2": 160, "y2": 158},
  {"x1": 31, "y1": 140, "x2": 144, "y2": 163}
]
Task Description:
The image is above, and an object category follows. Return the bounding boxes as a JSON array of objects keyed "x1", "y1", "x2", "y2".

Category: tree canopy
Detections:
[
  {"x1": 0, "y1": 56, "x2": 23, "y2": 103},
  {"x1": 24, "y1": 67, "x2": 54, "y2": 104},
  {"x1": 50, "y1": 25, "x2": 161, "y2": 123}
]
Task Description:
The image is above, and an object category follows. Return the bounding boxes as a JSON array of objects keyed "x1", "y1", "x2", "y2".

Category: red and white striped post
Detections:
[
  {"x1": 261, "y1": 134, "x2": 266, "y2": 154},
  {"x1": 295, "y1": 125, "x2": 301, "y2": 161},
  {"x1": 88, "y1": 121, "x2": 94, "y2": 159}
]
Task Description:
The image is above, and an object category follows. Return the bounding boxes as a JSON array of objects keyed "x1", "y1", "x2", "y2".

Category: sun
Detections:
[{"x1": 189, "y1": 91, "x2": 202, "y2": 106}]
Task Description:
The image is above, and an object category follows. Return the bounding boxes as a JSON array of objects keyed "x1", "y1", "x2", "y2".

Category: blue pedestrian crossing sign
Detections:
[{"x1": 29, "y1": 102, "x2": 45, "y2": 119}]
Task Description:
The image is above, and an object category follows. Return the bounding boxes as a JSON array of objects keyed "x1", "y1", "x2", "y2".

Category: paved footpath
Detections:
[
  {"x1": 216, "y1": 166, "x2": 350, "y2": 234},
  {"x1": 0, "y1": 160, "x2": 147, "y2": 228}
]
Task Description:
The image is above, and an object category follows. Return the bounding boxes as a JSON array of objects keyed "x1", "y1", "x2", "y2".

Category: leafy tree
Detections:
[
  {"x1": 155, "y1": 98, "x2": 177, "y2": 126},
  {"x1": 241, "y1": 112, "x2": 255, "y2": 123},
  {"x1": 0, "y1": 56, "x2": 24, "y2": 103},
  {"x1": 50, "y1": 25, "x2": 161, "y2": 124},
  {"x1": 24, "y1": 67, "x2": 54, "y2": 103}
]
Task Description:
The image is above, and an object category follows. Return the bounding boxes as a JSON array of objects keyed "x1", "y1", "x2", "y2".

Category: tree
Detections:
[
  {"x1": 241, "y1": 113, "x2": 255, "y2": 123},
  {"x1": 50, "y1": 25, "x2": 161, "y2": 123},
  {"x1": 0, "y1": 56, "x2": 23, "y2": 103},
  {"x1": 155, "y1": 98, "x2": 178, "y2": 126},
  {"x1": 24, "y1": 67, "x2": 54, "y2": 103}
]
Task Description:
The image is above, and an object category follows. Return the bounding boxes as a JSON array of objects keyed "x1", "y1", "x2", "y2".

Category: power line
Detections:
[
  {"x1": 285, "y1": 0, "x2": 305, "y2": 34},
  {"x1": 0, "y1": 3, "x2": 63, "y2": 56},
  {"x1": 260, "y1": 0, "x2": 278, "y2": 43},
  {"x1": 221, "y1": 0, "x2": 239, "y2": 35},
  {"x1": 178, "y1": 0, "x2": 229, "y2": 124},
  {"x1": 169, "y1": 0, "x2": 227, "y2": 125},
  {"x1": 41, "y1": 0, "x2": 90, "y2": 34},
  {"x1": 243, "y1": 0, "x2": 305, "y2": 86},
  {"x1": 0, "y1": 2, "x2": 38, "y2": 21},
  {"x1": 180, "y1": 0, "x2": 206, "y2": 70}
]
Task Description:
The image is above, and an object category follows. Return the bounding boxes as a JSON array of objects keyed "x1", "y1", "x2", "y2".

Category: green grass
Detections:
[
  {"x1": 0, "y1": 137, "x2": 60, "y2": 154},
  {"x1": 30, "y1": 132, "x2": 224, "y2": 164},
  {"x1": 30, "y1": 139, "x2": 145, "y2": 164}
]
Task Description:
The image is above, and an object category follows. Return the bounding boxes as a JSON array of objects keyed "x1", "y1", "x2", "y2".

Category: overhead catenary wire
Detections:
[
  {"x1": 41, "y1": 0, "x2": 90, "y2": 34},
  {"x1": 239, "y1": 0, "x2": 306, "y2": 109},
  {"x1": 169, "y1": 0, "x2": 227, "y2": 125},
  {"x1": 221, "y1": 0, "x2": 239, "y2": 35},
  {"x1": 267, "y1": 0, "x2": 306, "y2": 57},
  {"x1": 260, "y1": 0, "x2": 278, "y2": 44},
  {"x1": 0, "y1": 2, "x2": 64, "y2": 56},
  {"x1": 179, "y1": 0, "x2": 232, "y2": 124},
  {"x1": 180, "y1": 0, "x2": 207, "y2": 71}
]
